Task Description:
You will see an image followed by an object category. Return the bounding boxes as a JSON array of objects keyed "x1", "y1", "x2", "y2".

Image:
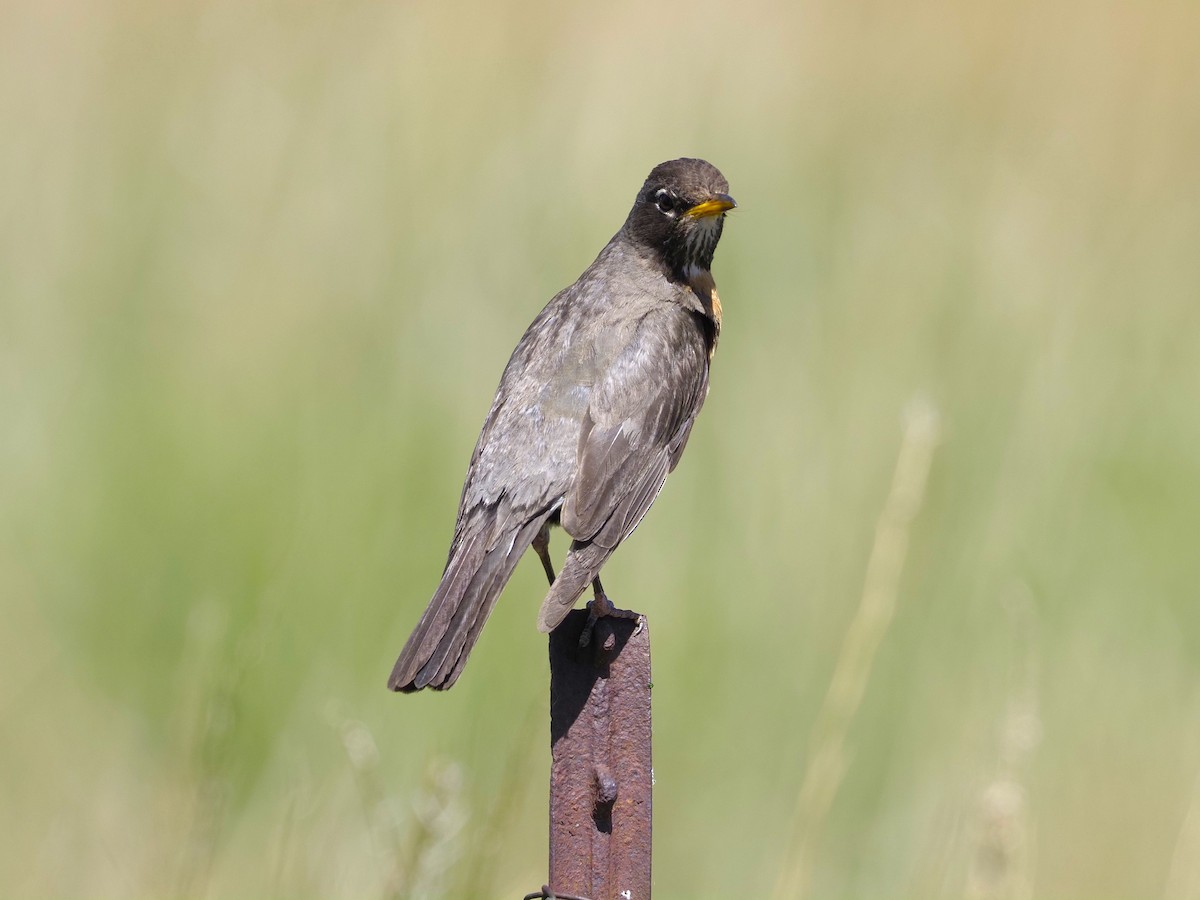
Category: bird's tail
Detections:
[
  {"x1": 389, "y1": 512, "x2": 550, "y2": 692},
  {"x1": 535, "y1": 540, "x2": 615, "y2": 633}
]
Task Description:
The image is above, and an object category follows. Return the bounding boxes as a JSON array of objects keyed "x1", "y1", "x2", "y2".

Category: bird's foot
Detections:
[{"x1": 579, "y1": 594, "x2": 643, "y2": 648}]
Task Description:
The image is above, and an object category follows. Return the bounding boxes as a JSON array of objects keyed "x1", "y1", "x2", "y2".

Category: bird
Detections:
[{"x1": 388, "y1": 158, "x2": 735, "y2": 692}]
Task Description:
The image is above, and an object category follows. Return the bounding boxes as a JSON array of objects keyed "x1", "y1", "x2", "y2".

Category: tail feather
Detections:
[
  {"x1": 388, "y1": 532, "x2": 487, "y2": 690},
  {"x1": 389, "y1": 512, "x2": 550, "y2": 692},
  {"x1": 535, "y1": 540, "x2": 614, "y2": 633}
]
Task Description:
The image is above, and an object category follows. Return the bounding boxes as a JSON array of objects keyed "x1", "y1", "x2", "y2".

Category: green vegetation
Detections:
[{"x1": 2, "y1": 1, "x2": 1198, "y2": 896}]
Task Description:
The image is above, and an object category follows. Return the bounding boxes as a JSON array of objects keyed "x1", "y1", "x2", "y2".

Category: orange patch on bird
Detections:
[{"x1": 688, "y1": 268, "x2": 722, "y2": 355}]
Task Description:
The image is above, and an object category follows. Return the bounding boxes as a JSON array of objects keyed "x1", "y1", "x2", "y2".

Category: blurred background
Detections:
[{"x1": 3, "y1": 0, "x2": 1199, "y2": 896}]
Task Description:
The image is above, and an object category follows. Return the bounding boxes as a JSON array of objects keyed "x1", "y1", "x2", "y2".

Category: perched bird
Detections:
[{"x1": 389, "y1": 158, "x2": 735, "y2": 692}]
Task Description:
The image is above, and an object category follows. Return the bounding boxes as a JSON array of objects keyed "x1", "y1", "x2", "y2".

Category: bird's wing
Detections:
[
  {"x1": 391, "y1": 292, "x2": 592, "y2": 691},
  {"x1": 441, "y1": 296, "x2": 586, "y2": 562},
  {"x1": 560, "y1": 307, "x2": 710, "y2": 549}
]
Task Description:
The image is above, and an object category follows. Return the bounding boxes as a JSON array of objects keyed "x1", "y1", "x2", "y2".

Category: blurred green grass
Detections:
[{"x1": 3, "y1": 0, "x2": 1200, "y2": 896}]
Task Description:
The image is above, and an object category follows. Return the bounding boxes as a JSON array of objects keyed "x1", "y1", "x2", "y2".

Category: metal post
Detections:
[{"x1": 545, "y1": 609, "x2": 652, "y2": 900}]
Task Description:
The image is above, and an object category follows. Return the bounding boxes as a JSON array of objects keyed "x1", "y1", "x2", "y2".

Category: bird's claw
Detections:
[{"x1": 578, "y1": 595, "x2": 641, "y2": 648}]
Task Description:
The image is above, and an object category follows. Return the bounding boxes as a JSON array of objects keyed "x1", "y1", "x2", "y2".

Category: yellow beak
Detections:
[{"x1": 684, "y1": 193, "x2": 737, "y2": 219}]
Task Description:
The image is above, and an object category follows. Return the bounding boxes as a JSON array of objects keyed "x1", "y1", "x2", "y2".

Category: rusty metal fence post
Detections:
[{"x1": 541, "y1": 609, "x2": 652, "y2": 900}]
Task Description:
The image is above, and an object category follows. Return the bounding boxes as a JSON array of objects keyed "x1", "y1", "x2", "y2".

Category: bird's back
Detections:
[{"x1": 456, "y1": 239, "x2": 706, "y2": 535}]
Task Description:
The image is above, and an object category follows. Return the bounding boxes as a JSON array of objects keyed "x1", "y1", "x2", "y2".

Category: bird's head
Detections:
[{"x1": 623, "y1": 157, "x2": 735, "y2": 280}]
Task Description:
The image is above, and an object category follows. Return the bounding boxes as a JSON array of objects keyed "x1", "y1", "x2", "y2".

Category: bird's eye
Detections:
[{"x1": 653, "y1": 189, "x2": 676, "y2": 215}]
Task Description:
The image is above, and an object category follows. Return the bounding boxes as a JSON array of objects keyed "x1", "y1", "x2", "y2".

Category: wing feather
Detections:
[{"x1": 560, "y1": 308, "x2": 710, "y2": 548}]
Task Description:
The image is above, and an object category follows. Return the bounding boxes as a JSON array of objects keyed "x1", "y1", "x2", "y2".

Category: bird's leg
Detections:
[
  {"x1": 579, "y1": 576, "x2": 644, "y2": 647},
  {"x1": 532, "y1": 523, "x2": 556, "y2": 586}
]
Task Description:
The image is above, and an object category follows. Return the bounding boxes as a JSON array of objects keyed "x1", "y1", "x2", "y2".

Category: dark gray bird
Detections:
[{"x1": 389, "y1": 158, "x2": 734, "y2": 692}]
